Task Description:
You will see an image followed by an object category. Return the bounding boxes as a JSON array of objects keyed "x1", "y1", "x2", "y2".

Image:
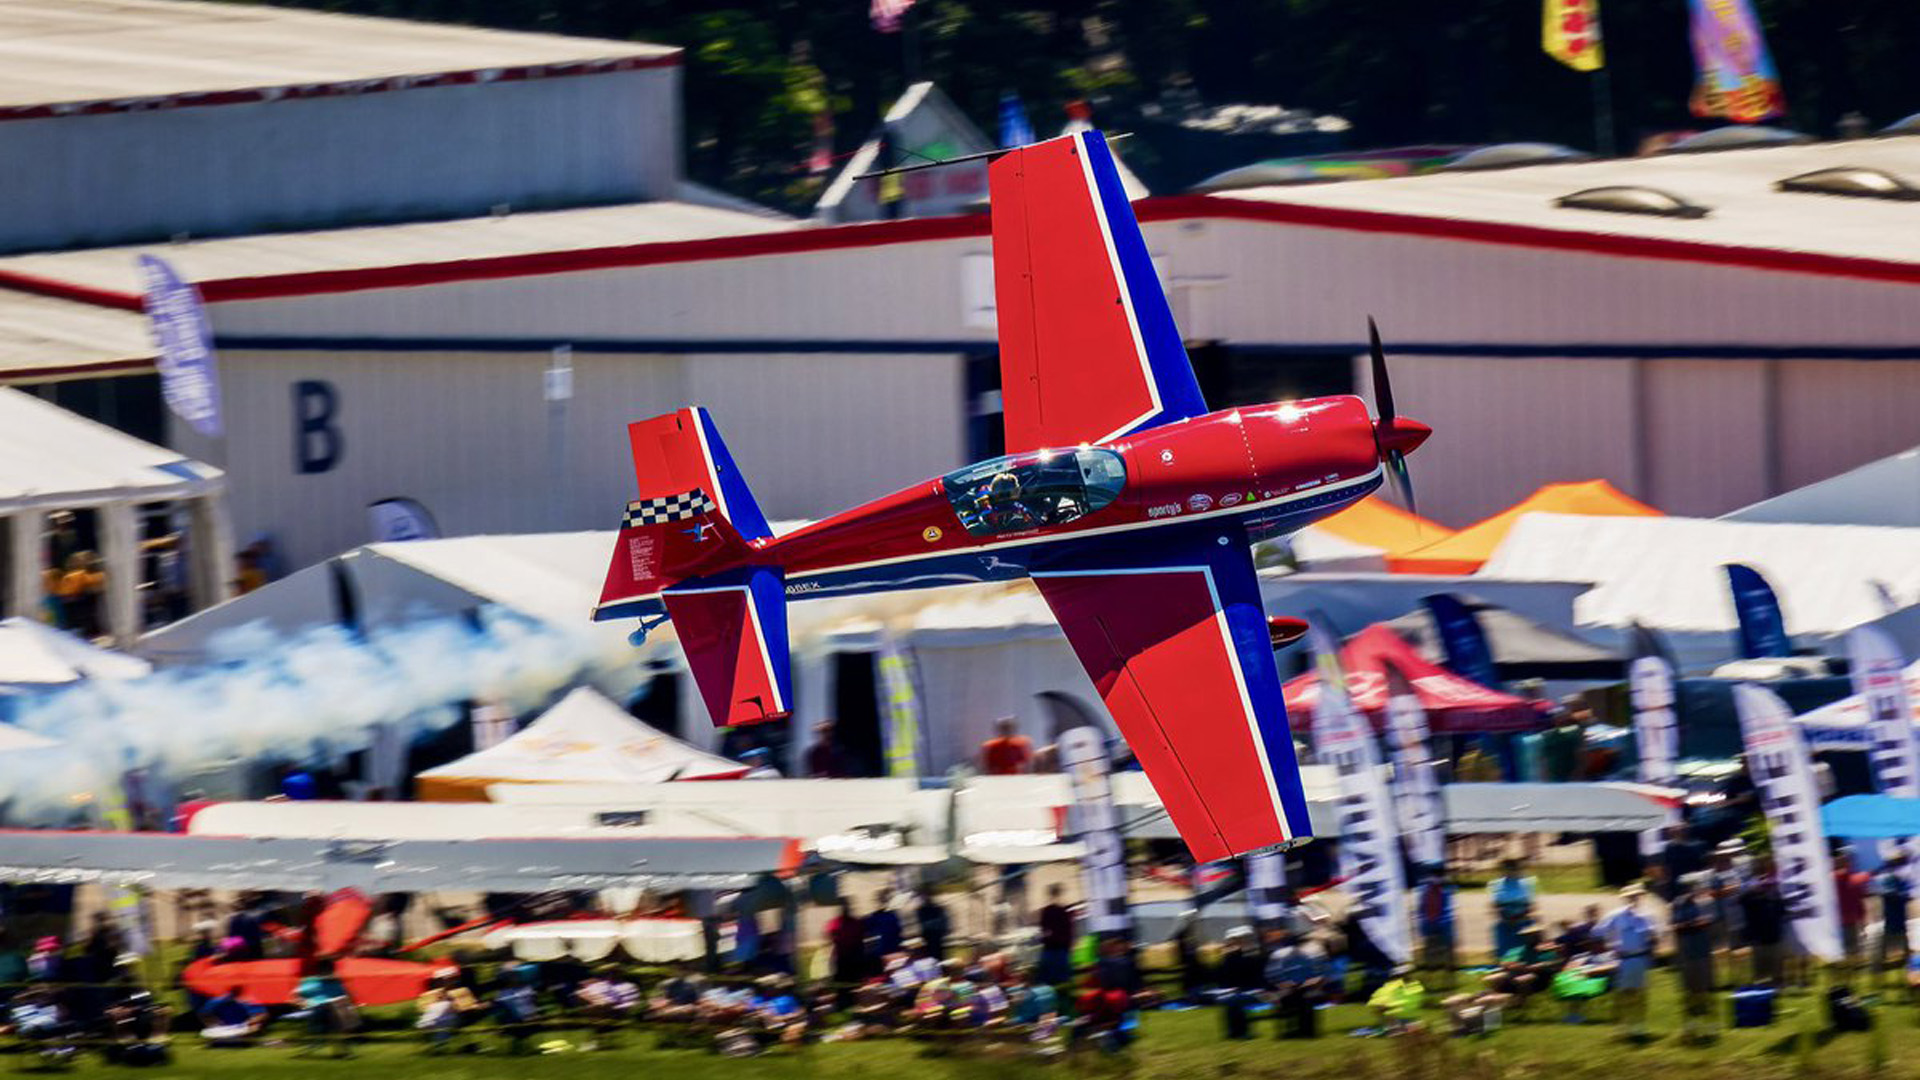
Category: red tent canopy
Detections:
[{"x1": 1283, "y1": 624, "x2": 1548, "y2": 734}]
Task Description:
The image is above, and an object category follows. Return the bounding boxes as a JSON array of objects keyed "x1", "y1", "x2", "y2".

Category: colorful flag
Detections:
[
  {"x1": 1383, "y1": 663, "x2": 1445, "y2": 869},
  {"x1": 1311, "y1": 626, "x2": 1412, "y2": 963},
  {"x1": 136, "y1": 254, "x2": 222, "y2": 437},
  {"x1": 1733, "y1": 684, "x2": 1841, "y2": 962},
  {"x1": 1423, "y1": 594, "x2": 1501, "y2": 689},
  {"x1": 1060, "y1": 725, "x2": 1132, "y2": 933},
  {"x1": 1628, "y1": 654, "x2": 1681, "y2": 858},
  {"x1": 876, "y1": 635, "x2": 925, "y2": 778},
  {"x1": 1725, "y1": 563, "x2": 1791, "y2": 658},
  {"x1": 998, "y1": 92, "x2": 1035, "y2": 148},
  {"x1": 1543, "y1": 0, "x2": 1605, "y2": 72},
  {"x1": 1687, "y1": 0, "x2": 1785, "y2": 123},
  {"x1": 1850, "y1": 627, "x2": 1920, "y2": 799},
  {"x1": 870, "y1": 0, "x2": 915, "y2": 33}
]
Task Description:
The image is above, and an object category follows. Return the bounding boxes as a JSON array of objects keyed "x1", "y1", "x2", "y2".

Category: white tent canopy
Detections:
[
  {"x1": 1479, "y1": 513, "x2": 1920, "y2": 664},
  {"x1": 0, "y1": 616, "x2": 150, "y2": 690},
  {"x1": 1725, "y1": 446, "x2": 1920, "y2": 528},
  {"x1": 0, "y1": 389, "x2": 232, "y2": 644},
  {"x1": 416, "y1": 686, "x2": 748, "y2": 798}
]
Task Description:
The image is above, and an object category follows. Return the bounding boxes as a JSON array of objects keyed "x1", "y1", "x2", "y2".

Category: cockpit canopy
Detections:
[{"x1": 942, "y1": 447, "x2": 1127, "y2": 536}]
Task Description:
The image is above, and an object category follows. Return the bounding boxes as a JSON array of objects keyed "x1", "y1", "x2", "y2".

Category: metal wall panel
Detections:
[
  {"x1": 1779, "y1": 360, "x2": 1920, "y2": 492},
  {"x1": 0, "y1": 69, "x2": 677, "y2": 253},
  {"x1": 1385, "y1": 355, "x2": 1638, "y2": 524},
  {"x1": 176, "y1": 349, "x2": 964, "y2": 570},
  {"x1": 1639, "y1": 359, "x2": 1771, "y2": 516}
]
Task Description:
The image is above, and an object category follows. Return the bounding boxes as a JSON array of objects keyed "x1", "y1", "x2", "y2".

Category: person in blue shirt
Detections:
[
  {"x1": 1596, "y1": 884, "x2": 1656, "y2": 1039},
  {"x1": 293, "y1": 958, "x2": 355, "y2": 1058},
  {"x1": 492, "y1": 962, "x2": 541, "y2": 1055},
  {"x1": 1488, "y1": 860, "x2": 1536, "y2": 960}
]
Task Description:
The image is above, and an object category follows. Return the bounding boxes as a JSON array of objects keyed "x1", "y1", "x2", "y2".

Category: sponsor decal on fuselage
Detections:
[
  {"x1": 1147, "y1": 504, "x2": 1182, "y2": 519},
  {"x1": 1187, "y1": 494, "x2": 1213, "y2": 512}
]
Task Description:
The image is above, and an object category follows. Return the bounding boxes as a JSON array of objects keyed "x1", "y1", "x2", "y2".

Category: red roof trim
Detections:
[
  {"x1": 0, "y1": 357, "x2": 155, "y2": 384},
  {"x1": 0, "y1": 269, "x2": 143, "y2": 311},
  {"x1": 1164, "y1": 194, "x2": 1920, "y2": 288},
  {"x1": 195, "y1": 212, "x2": 992, "y2": 303},
  {"x1": 27, "y1": 186, "x2": 1920, "y2": 315},
  {"x1": 0, "y1": 53, "x2": 680, "y2": 124}
]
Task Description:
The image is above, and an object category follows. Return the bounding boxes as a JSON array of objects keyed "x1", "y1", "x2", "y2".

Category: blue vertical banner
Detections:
[
  {"x1": 997, "y1": 91, "x2": 1035, "y2": 148},
  {"x1": 1724, "y1": 563, "x2": 1791, "y2": 659},
  {"x1": 135, "y1": 255, "x2": 222, "y2": 437},
  {"x1": 1423, "y1": 593, "x2": 1501, "y2": 689}
]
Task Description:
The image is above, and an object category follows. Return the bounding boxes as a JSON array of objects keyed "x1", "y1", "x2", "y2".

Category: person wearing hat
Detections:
[
  {"x1": 1670, "y1": 872, "x2": 1718, "y2": 1042},
  {"x1": 1596, "y1": 884, "x2": 1656, "y2": 1039},
  {"x1": 1217, "y1": 926, "x2": 1264, "y2": 1040},
  {"x1": 737, "y1": 746, "x2": 782, "y2": 779}
]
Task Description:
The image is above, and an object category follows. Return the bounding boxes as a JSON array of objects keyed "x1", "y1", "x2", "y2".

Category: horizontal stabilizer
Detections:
[{"x1": 665, "y1": 566, "x2": 792, "y2": 726}]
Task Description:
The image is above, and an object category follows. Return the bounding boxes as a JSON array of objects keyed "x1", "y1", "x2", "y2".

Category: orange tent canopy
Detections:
[
  {"x1": 1312, "y1": 496, "x2": 1454, "y2": 559},
  {"x1": 1393, "y1": 479, "x2": 1660, "y2": 575}
]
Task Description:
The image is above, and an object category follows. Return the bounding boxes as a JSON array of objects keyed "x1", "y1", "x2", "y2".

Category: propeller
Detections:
[{"x1": 1368, "y1": 316, "x2": 1428, "y2": 515}]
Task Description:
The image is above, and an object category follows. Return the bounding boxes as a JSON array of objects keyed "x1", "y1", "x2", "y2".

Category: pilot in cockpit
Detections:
[{"x1": 976, "y1": 470, "x2": 1040, "y2": 530}]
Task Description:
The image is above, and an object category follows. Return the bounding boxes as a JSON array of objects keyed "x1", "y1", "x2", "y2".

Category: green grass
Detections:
[
  {"x1": 1452, "y1": 863, "x2": 1608, "y2": 895},
  {"x1": 36, "y1": 973, "x2": 1920, "y2": 1080}
]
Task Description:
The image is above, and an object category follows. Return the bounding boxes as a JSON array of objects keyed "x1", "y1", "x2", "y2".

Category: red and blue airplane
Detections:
[{"x1": 595, "y1": 130, "x2": 1430, "y2": 863}]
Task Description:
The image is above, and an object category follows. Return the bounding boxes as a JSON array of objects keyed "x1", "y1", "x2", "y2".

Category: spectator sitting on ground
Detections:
[
  {"x1": 966, "y1": 966, "x2": 1010, "y2": 1028},
  {"x1": 195, "y1": 989, "x2": 266, "y2": 1046},
  {"x1": 1009, "y1": 964, "x2": 1059, "y2": 1031},
  {"x1": 1440, "y1": 986, "x2": 1513, "y2": 1037},
  {"x1": 649, "y1": 969, "x2": 705, "y2": 1023},
  {"x1": 573, "y1": 967, "x2": 640, "y2": 1049},
  {"x1": 1550, "y1": 938, "x2": 1616, "y2": 1023},
  {"x1": 748, "y1": 975, "x2": 808, "y2": 1049},
  {"x1": 1073, "y1": 970, "x2": 1134, "y2": 1053},
  {"x1": 1483, "y1": 924, "x2": 1560, "y2": 1017},
  {"x1": 416, "y1": 969, "x2": 480, "y2": 1051},
  {"x1": 1216, "y1": 925, "x2": 1265, "y2": 1040},
  {"x1": 1367, "y1": 964, "x2": 1426, "y2": 1035}
]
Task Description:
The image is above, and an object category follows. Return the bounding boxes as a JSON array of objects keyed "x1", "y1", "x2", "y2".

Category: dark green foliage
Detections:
[{"x1": 235, "y1": 0, "x2": 1920, "y2": 210}]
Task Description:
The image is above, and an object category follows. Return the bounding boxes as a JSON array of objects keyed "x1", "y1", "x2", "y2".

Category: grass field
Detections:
[{"x1": 32, "y1": 973, "x2": 1920, "y2": 1080}]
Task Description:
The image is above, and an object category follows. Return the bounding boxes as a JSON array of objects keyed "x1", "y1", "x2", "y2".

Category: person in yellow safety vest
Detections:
[{"x1": 1367, "y1": 964, "x2": 1426, "y2": 1034}]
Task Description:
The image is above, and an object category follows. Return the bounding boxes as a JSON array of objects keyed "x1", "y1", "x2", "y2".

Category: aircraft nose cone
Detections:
[{"x1": 1375, "y1": 415, "x2": 1431, "y2": 457}]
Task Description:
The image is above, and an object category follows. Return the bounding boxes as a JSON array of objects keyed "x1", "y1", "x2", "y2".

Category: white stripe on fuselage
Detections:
[{"x1": 595, "y1": 464, "x2": 1382, "y2": 614}]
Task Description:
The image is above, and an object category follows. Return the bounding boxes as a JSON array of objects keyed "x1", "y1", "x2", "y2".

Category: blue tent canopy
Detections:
[{"x1": 1822, "y1": 794, "x2": 1920, "y2": 838}]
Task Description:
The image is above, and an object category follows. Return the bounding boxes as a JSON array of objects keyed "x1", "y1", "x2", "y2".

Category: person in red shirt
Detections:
[
  {"x1": 1834, "y1": 849, "x2": 1871, "y2": 973},
  {"x1": 980, "y1": 717, "x2": 1033, "y2": 775}
]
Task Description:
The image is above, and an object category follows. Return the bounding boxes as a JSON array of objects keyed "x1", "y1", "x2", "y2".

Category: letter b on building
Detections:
[{"x1": 293, "y1": 380, "x2": 342, "y2": 474}]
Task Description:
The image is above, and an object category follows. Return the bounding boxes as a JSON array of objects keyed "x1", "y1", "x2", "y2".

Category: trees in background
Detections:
[{"x1": 250, "y1": 0, "x2": 1920, "y2": 211}]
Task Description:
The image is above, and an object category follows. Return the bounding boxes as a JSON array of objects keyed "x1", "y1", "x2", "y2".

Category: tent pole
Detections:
[
  {"x1": 6, "y1": 511, "x2": 42, "y2": 619},
  {"x1": 186, "y1": 491, "x2": 235, "y2": 613},
  {"x1": 100, "y1": 502, "x2": 140, "y2": 647}
]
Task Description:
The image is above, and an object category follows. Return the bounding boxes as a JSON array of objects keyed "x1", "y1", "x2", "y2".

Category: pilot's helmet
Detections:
[{"x1": 988, "y1": 471, "x2": 1021, "y2": 503}]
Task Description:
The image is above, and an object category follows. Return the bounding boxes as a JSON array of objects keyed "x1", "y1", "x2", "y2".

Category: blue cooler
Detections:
[{"x1": 1731, "y1": 986, "x2": 1776, "y2": 1028}]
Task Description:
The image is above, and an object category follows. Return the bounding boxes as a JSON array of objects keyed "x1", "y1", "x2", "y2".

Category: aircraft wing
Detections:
[
  {"x1": 990, "y1": 131, "x2": 1208, "y2": 452},
  {"x1": 0, "y1": 832, "x2": 799, "y2": 893},
  {"x1": 1030, "y1": 524, "x2": 1312, "y2": 863}
]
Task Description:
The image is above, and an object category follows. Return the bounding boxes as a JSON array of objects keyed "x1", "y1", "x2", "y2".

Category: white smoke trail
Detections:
[{"x1": 1, "y1": 609, "x2": 610, "y2": 823}]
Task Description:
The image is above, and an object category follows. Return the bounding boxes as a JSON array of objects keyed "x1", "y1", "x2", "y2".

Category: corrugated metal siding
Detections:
[
  {"x1": 179, "y1": 349, "x2": 964, "y2": 569},
  {"x1": 199, "y1": 211, "x2": 1920, "y2": 532},
  {"x1": 1642, "y1": 359, "x2": 1770, "y2": 516},
  {"x1": 1386, "y1": 355, "x2": 1637, "y2": 525},
  {"x1": 1779, "y1": 360, "x2": 1920, "y2": 492},
  {"x1": 0, "y1": 68, "x2": 677, "y2": 253}
]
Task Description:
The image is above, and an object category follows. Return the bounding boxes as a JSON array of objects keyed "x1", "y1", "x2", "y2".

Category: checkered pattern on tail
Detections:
[{"x1": 622, "y1": 489, "x2": 715, "y2": 528}]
